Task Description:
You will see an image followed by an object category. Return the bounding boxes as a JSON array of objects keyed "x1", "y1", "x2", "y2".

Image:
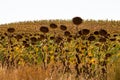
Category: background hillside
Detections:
[{"x1": 0, "y1": 20, "x2": 120, "y2": 34}]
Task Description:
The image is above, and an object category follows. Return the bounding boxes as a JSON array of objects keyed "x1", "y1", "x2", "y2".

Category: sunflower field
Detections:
[{"x1": 0, "y1": 17, "x2": 120, "y2": 80}]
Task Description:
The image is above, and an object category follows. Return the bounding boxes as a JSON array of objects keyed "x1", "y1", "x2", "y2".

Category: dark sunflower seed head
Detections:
[
  {"x1": 50, "y1": 23, "x2": 57, "y2": 29},
  {"x1": 40, "y1": 26, "x2": 49, "y2": 33},
  {"x1": 72, "y1": 17, "x2": 83, "y2": 25},
  {"x1": 7, "y1": 28, "x2": 15, "y2": 33},
  {"x1": 60, "y1": 25, "x2": 67, "y2": 31}
]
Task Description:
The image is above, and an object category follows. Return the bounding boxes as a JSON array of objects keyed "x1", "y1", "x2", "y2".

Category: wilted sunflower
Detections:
[
  {"x1": 102, "y1": 44, "x2": 109, "y2": 51},
  {"x1": 95, "y1": 42, "x2": 101, "y2": 47},
  {"x1": 50, "y1": 23, "x2": 58, "y2": 29},
  {"x1": 69, "y1": 35, "x2": 73, "y2": 38},
  {"x1": 24, "y1": 43, "x2": 30, "y2": 47},
  {"x1": 81, "y1": 29, "x2": 90, "y2": 35},
  {"x1": 94, "y1": 31, "x2": 99, "y2": 35},
  {"x1": 30, "y1": 37, "x2": 37, "y2": 42},
  {"x1": 31, "y1": 42, "x2": 36, "y2": 45},
  {"x1": 40, "y1": 26, "x2": 49, "y2": 33},
  {"x1": 7, "y1": 28, "x2": 15, "y2": 33},
  {"x1": 78, "y1": 30, "x2": 82, "y2": 35},
  {"x1": 64, "y1": 31, "x2": 71, "y2": 36},
  {"x1": 99, "y1": 37, "x2": 106, "y2": 42},
  {"x1": 67, "y1": 37, "x2": 72, "y2": 42},
  {"x1": 15, "y1": 34, "x2": 23, "y2": 40},
  {"x1": 22, "y1": 40, "x2": 27, "y2": 44},
  {"x1": 88, "y1": 35, "x2": 96, "y2": 41},
  {"x1": 105, "y1": 53, "x2": 112, "y2": 60},
  {"x1": 29, "y1": 34, "x2": 33, "y2": 36},
  {"x1": 60, "y1": 25, "x2": 67, "y2": 31},
  {"x1": 11, "y1": 49, "x2": 14, "y2": 52},
  {"x1": 4, "y1": 33, "x2": 8, "y2": 36},
  {"x1": 81, "y1": 36, "x2": 86, "y2": 40},
  {"x1": 25, "y1": 38, "x2": 29, "y2": 41},
  {"x1": 99, "y1": 29, "x2": 107, "y2": 36},
  {"x1": 72, "y1": 17, "x2": 83, "y2": 25},
  {"x1": 109, "y1": 38, "x2": 116, "y2": 41},
  {"x1": 38, "y1": 34, "x2": 45, "y2": 41},
  {"x1": 113, "y1": 34, "x2": 118, "y2": 37},
  {"x1": 1, "y1": 36, "x2": 5, "y2": 40},
  {"x1": 55, "y1": 36, "x2": 63, "y2": 44},
  {"x1": 101, "y1": 68, "x2": 106, "y2": 74},
  {"x1": 50, "y1": 36, "x2": 55, "y2": 40}
]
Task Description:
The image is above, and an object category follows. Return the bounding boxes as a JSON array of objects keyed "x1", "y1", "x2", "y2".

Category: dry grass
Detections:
[
  {"x1": 0, "y1": 61, "x2": 120, "y2": 80},
  {"x1": 0, "y1": 65, "x2": 47, "y2": 80},
  {"x1": 0, "y1": 65, "x2": 60, "y2": 80},
  {"x1": 0, "y1": 63, "x2": 78, "y2": 80}
]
